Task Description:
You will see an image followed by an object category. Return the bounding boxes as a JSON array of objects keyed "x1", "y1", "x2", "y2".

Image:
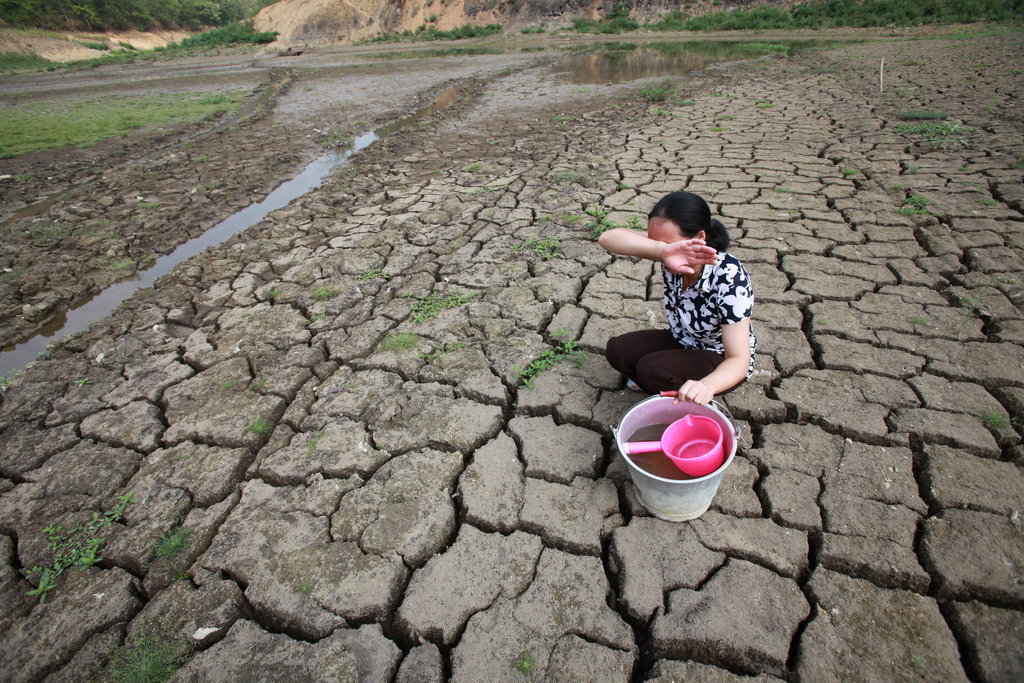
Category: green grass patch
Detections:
[
  {"x1": 639, "y1": 80, "x2": 674, "y2": 102},
  {"x1": 177, "y1": 21, "x2": 278, "y2": 49},
  {"x1": 891, "y1": 120, "x2": 972, "y2": 149},
  {"x1": 310, "y1": 286, "x2": 336, "y2": 301},
  {"x1": 512, "y1": 236, "x2": 562, "y2": 260},
  {"x1": 244, "y1": 417, "x2": 274, "y2": 437},
  {"x1": 0, "y1": 52, "x2": 55, "y2": 71},
  {"x1": 0, "y1": 90, "x2": 247, "y2": 159},
  {"x1": 896, "y1": 195, "x2": 932, "y2": 215},
  {"x1": 378, "y1": 333, "x2": 422, "y2": 352},
  {"x1": 110, "y1": 624, "x2": 191, "y2": 683},
  {"x1": 420, "y1": 342, "x2": 465, "y2": 363},
  {"x1": 369, "y1": 23, "x2": 502, "y2": 43},
  {"x1": 152, "y1": 527, "x2": 192, "y2": 561},
  {"x1": 405, "y1": 290, "x2": 476, "y2": 323},
  {"x1": 573, "y1": 3, "x2": 639, "y2": 34}
]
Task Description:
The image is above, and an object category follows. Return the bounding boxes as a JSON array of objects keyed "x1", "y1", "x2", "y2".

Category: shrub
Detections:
[{"x1": 177, "y1": 21, "x2": 278, "y2": 48}]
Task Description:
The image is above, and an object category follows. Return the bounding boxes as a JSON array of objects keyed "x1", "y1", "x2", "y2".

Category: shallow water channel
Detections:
[{"x1": 0, "y1": 39, "x2": 832, "y2": 380}]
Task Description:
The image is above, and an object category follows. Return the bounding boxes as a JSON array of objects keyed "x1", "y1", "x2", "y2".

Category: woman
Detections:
[{"x1": 599, "y1": 191, "x2": 756, "y2": 404}]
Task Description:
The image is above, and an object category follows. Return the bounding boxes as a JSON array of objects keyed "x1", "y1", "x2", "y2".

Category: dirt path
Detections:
[{"x1": 0, "y1": 30, "x2": 1022, "y2": 681}]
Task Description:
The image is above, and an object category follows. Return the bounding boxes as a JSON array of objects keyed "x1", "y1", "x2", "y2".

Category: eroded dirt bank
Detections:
[{"x1": 0, "y1": 30, "x2": 1022, "y2": 681}]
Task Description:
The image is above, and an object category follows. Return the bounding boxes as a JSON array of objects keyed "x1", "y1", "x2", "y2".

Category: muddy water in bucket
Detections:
[{"x1": 614, "y1": 396, "x2": 738, "y2": 522}]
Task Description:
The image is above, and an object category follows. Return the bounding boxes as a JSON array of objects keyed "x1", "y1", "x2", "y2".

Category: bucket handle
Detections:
[{"x1": 659, "y1": 392, "x2": 742, "y2": 441}]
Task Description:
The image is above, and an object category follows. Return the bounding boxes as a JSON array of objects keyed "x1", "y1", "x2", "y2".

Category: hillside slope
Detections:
[{"x1": 253, "y1": 0, "x2": 782, "y2": 46}]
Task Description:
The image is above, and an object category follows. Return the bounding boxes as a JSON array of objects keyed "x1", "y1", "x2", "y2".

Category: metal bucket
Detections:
[{"x1": 613, "y1": 395, "x2": 739, "y2": 522}]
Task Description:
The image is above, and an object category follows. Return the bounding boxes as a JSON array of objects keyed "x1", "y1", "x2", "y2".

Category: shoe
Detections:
[{"x1": 625, "y1": 379, "x2": 643, "y2": 392}]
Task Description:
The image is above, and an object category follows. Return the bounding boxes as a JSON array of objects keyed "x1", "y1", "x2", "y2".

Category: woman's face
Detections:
[{"x1": 648, "y1": 216, "x2": 705, "y2": 244}]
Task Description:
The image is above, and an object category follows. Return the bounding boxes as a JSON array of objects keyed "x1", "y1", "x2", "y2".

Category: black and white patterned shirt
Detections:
[{"x1": 662, "y1": 252, "x2": 757, "y2": 377}]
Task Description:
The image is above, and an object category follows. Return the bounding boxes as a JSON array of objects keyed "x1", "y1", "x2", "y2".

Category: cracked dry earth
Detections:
[{"x1": 1, "y1": 32, "x2": 1024, "y2": 682}]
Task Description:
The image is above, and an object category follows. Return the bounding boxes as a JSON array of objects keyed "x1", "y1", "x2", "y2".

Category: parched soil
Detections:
[{"x1": 0, "y1": 27, "x2": 1022, "y2": 682}]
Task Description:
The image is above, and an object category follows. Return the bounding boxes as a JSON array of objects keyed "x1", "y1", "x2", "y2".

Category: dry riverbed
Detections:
[{"x1": 0, "y1": 27, "x2": 1022, "y2": 681}]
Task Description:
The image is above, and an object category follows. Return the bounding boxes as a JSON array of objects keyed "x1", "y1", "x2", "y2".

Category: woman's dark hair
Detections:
[{"x1": 648, "y1": 191, "x2": 730, "y2": 251}]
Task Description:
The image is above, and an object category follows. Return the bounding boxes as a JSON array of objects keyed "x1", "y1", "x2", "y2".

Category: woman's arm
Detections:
[
  {"x1": 597, "y1": 228, "x2": 717, "y2": 274},
  {"x1": 674, "y1": 318, "x2": 751, "y2": 404}
]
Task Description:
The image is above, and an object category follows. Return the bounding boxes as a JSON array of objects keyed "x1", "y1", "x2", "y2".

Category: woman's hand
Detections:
[
  {"x1": 659, "y1": 238, "x2": 718, "y2": 275},
  {"x1": 673, "y1": 379, "x2": 714, "y2": 405}
]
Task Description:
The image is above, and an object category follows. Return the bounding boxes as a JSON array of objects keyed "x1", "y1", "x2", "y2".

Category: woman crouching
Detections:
[{"x1": 599, "y1": 191, "x2": 756, "y2": 404}]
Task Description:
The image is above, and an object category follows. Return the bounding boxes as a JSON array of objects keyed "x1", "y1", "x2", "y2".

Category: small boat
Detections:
[{"x1": 277, "y1": 47, "x2": 304, "y2": 57}]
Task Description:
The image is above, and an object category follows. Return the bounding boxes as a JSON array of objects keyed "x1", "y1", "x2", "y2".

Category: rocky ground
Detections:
[{"x1": 0, "y1": 28, "x2": 1023, "y2": 681}]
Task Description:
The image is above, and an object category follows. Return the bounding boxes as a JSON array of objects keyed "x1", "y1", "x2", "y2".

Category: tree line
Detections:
[{"x1": 0, "y1": 0, "x2": 277, "y2": 32}]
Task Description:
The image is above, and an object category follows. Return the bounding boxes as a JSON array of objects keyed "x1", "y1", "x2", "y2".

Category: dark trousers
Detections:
[{"x1": 606, "y1": 330, "x2": 738, "y2": 395}]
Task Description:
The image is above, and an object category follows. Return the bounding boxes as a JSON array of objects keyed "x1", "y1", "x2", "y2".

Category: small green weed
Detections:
[
  {"x1": 152, "y1": 527, "x2": 192, "y2": 561},
  {"x1": 756, "y1": 99, "x2": 774, "y2": 108},
  {"x1": 841, "y1": 167, "x2": 860, "y2": 177},
  {"x1": 304, "y1": 426, "x2": 327, "y2": 458},
  {"x1": 25, "y1": 493, "x2": 136, "y2": 603},
  {"x1": 73, "y1": 378, "x2": 92, "y2": 386},
  {"x1": 220, "y1": 379, "x2": 237, "y2": 390},
  {"x1": 550, "y1": 168, "x2": 592, "y2": 184},
  {"x1": 244, "y1": 417, "x2": 274, "y2": 437},
  {"x1": 515, "y1": 330, "x2": 587, "y2": 389},
  {"x1": 404, "y1": 290, "x2": 475, "y2": 323},
  {"x1": 896, "y1": 195, "x2": 932, "y2": 216},
  {"x1": 907, "y1": 317, "x2": 927, "y2": 325},
  {"x1": 420, "y1": 342, "x2": 465, "y2": 363},
  {"x1": 585, "y1": 204, "x2": 615, "y2": 240},
  {"x1": 465, "y1": 162, "x2": 482, "y2": 173},
  {"x1": 891, "y1": 120, "x2": 971, "y2": 149},
  {"x1": 379, "y1": 333, "x2": 422, "y2": 352},
  {"x1": 911, "y1": 655, "x2": 926, "y2": 668},
  {"x1": 252, "y1": 377, "x2": 268, "y2": 390},
  {"x1": 311, "y1": 286, "x2": 336, "y2": 301},
  {"x1": 1013, "y1": 156, "x2": 1024, "y2": 170},
  {"x1": 357, "y1": 264, "x2": 391, "y2": 281},
  {"x1": 978, "y1": 198, "x2": 998, "y2": 207},
  {"x1": 639, "y1": 80, "x2": 673, "y2": 102},
  {"x1": 513, "y1": 651, "x2": 537, "y2": 675},
  {"x1": 957, "y1": 285, "x2": 990, "y2": 333},
  {"x1": 298, "y1": 581, "x2": 314, "y2": 596},
  {"x1": 320, "y1": 128, "x2": 352, "y2": 149},
  {"x1": 109, "y1": 624, "x2": 191, "y2": 683},
  {"x1": 709, "y1": 126, "x2": 727, "y2": 132},
  {"x1": 25, "y1": 222, "x2": 70, "y2": 242},
  {"x1": 266, "y1": 288, "x2": 280, "y2": 300},
  {"x1": 979, "y1": 410, "x2": 1010, "y2": 429},
  {"x1": 308, "y1": 312, "x2": 328, "y2": 324},
  {"x1": 514, "y1": 236, "x2": 561, "y2": 260}
]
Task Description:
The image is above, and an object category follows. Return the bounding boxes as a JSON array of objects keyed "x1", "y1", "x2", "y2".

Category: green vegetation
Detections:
[
  {"x1": 24, "y1": 493, "x2": 136, "y2": 603},
  {"x1": 515, "y1": 331, "x2": 586, "y2": 389},
  {"x1": 152, "y1": 527, "x2": 192, "y2": 561},
  {"x1": 979, "y1": 410, "x2": 1010, "y2": 428},
  {"x1": 513, "y1": 651, "x2": 537, "y2": 675},
  {"x1": 357, "y1": 264, "x2": 391, "y2": 281},
  {"x1": 378, "y1": 332, "x2": 422, "y2": 352},
  {"x1": 0, "y1": 51, "x2": 54, "y2": 71},
  {"x1": 178, "y1": 21, "x2": 278, "y2": 47},
  {"x1": 304, "y1": 426, "x2": 326, "y2": 458},
  {"x1": 110, "y1": 624, "x2": 191, "y2": 683},
  {"x1": 244, "y1": 416, "x2": 274, "y2": 437},
  {"x1": 319, "y1": 128, "x2": 352, "y2": 149},
  {"x1": 0, "y1": 90, "x2": 246, "y2": 158},
  {"x1": 639, "y1": 80, "x2": 674, "y2": 102},
  {"x1": 515, "y1": 236, "x2": 562, "y2": 261},
  {"x1": 892, "y1": 120, "x2": 971, "y2": 149},
  {"x1": 0, "y1": 0, "x2": 269, "y2": 31},
  {"x1": 896, "y1": 195, "x2": 932, "y2": 215},
  {"x1": 370, "y1": 23, "x2": 502, "y2": 43},
  {"x1": 404, "y1": 290, "x2": 476, "y2": 323},
  {"x1": 24, "y1": 222, "x2": 71, "y2": 242},
  {"x1": 420, "y1": 342, "x2": 465, "y2": 363},
  {"x1": 310, "y1": 286, "x2": 336, "y2": 301},
  {"x1": 572, "y1": 2, "x2": 639, "y2": 34},
  {"x1": 655, "y1": 0, "x2": 1023, "y2": 32}
]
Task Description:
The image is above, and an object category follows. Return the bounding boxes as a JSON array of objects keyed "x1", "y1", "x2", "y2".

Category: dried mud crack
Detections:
[{"x1": 1, "y1": 31, "x2": 1023, "y2": 682}]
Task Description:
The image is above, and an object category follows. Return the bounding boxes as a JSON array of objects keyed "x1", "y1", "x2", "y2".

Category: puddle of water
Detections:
[
  {"x1": 558, "y1": 39, "x2": 833, "y2": 83},
  {"x1": 0, "y1": 83, "x2": 466, "y2": 380}
]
